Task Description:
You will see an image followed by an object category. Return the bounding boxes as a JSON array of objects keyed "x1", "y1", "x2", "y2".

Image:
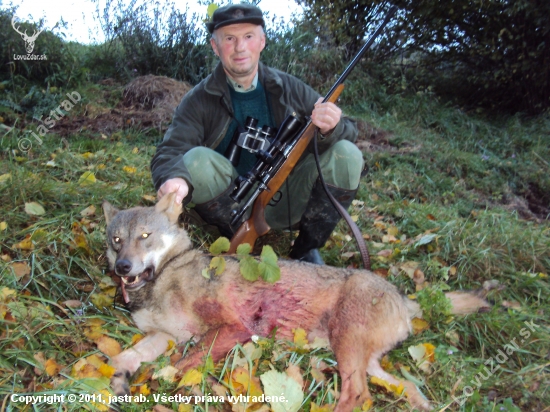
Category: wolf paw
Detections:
[{"x1": 111, "y1": 370, "x2": 131, "y2": 396}]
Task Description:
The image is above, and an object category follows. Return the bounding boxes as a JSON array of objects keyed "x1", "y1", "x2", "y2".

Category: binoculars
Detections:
[{"x1": 224, "y1": 117, "x2": 276, "y2": 167}]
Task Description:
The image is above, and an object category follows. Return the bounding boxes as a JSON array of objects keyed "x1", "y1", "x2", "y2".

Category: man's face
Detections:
[{"x1": 210, "y1": 23, "x2": 266, "y2": 81}]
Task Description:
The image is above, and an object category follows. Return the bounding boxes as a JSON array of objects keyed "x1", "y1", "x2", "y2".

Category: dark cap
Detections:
[{"x1": 206, "y1": 3, "x2": 265, "y2": 34}]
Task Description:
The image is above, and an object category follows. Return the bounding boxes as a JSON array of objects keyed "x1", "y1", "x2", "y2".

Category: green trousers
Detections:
[{"x1": 183, "y1": 140, "x2": 364, "y2": 230}]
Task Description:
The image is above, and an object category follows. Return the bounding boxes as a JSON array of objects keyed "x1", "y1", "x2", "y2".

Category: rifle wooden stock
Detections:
[{"x1": 228, "y1": 84, "x2": 345, "y2": 253}]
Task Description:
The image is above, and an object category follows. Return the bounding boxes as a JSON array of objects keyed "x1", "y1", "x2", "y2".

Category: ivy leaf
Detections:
[
  {"x1": 260, "y1": 369, "x2": 304, "y2": 412},
  {"x1": 236, "y1": 243, "x2": 252, "y2": 256},
  {"x1": 210, "y1": 256, "x2": 226, "y2": 275},
  {"x1": 240, "y1": 256, "x2": 260, "y2": 281},
  {"x1": 209, "y1": 237, "x2": 230, "y2": 255},
  {"x1": 259, "y1": 245, "x2": 280, "y2": 283}
]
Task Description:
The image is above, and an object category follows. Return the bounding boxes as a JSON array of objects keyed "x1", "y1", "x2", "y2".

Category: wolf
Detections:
[{"x1": 102, "y1": 193, "x2": 490, "y2": 411}]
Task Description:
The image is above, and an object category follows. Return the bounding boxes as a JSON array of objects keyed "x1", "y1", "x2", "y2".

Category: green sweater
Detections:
[{"x1": 215, "y1": 82, "x2": 276, "y2": 175}]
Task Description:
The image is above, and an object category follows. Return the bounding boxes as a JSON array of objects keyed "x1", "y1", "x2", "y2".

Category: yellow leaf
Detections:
[
  {"x1": 232, "y1": 367, "x2": 263, "y2": 397},
  {"x1": 85, "y1": 354, "x2": 104, "y2": 369},
  {"x1": 387, "y1": 226, "x2": 399, "y2": 236},
  {"x1": 0, "y1": 287, "x2": 16, "y2": 302},
  {"x1": 14, "y1": 235, "x2": 34, "y2": 250},
  {"x1": 90, "y1": 292, "x2": 113, "y2": 309},
  {"x1": 123, "y1": 166, "x2": 137, "y2": 174},
  {"x1": 81, "y1": 152, "x2": 94, "y2": 159},
  {"x1": 142, "y1": 195, "x2": 156, "y2": 202},
  {"x1": 293, "y1": 327, "x2": 308, "y2": 349},
  {"x1": 310, "y1": 402, "x2": 334, "y2": 412},
  {"x1": 139, "y1": 383, "x2": 151, "y2": 396},
  {"x1": 0, "y1": 173, "x2": 12, "y2": 184},
  {"x1": 132, "y1": 147, "x2": 139, "y2": 154},
  {"x1": 97, "y1": 164, "x2": 106, "y2": 170},
  {"x1": 362, "y1": 399, "x2": 373, "y2": 411},
  {"x1": 178, "y1": 368, "x2": 203, "y2": 387},
  {"x1": 45, "y1": 358, "x2": 62, "y2": 376},
  {"x1": 370, "y1": 376, "x2": 404, "y2": 396},
  {"x1": 80, "y1": 205, "x2": 96, "y2": 217},
  {"x1": 0, "y1": 221, "x2": 7, "y2": 231},
  {"x1": 411, "y1": 317, "x2": 430, "y2": 335},
  {"x1": 78, "y1": 171, "x2": 96, "y2": 185},
  {"x1": 179, "y1": 404, "x2": 193, "y2": 412},
  {"x1": 96, "y1": 335, "x2": 122, "y2": 357},
  {"x1": 422, "y1": 343, "x2": 436, "y2": 362},
  {"x1": 98, "y1": 363, "x2": 116, "y2": 378},
  {"x1": 115, "y1": 157, "x2": 121, "y2": 162},
  {"x1": 132, "y1": 334, "x2": 144, "y2": 345}
]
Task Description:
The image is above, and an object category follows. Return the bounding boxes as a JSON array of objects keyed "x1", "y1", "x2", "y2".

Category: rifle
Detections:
[{"x1": 228, "y1": 6, "x2": 398, "y2": 254}]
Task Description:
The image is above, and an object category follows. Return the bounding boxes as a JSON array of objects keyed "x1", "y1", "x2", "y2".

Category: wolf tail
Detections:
[{"x1": 404, "y1": 288, "x2": 492, "y2": 320}]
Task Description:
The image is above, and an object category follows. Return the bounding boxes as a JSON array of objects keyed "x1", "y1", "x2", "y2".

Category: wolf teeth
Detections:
[{"x1": 122, "y1": 276, "x2": 139, "y2": 285}]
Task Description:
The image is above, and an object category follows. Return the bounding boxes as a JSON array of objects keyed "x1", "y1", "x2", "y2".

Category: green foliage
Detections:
[
  {"x1": 295, "y1": 0, "x2": 393, "y2": 59},
  {"x1": 392, "y1": 0, "x2": 550, "y2": 114},
  {"x1": 89, "y1": 0, "x2": 213, "y2": 83},
  {"x1": 415, "y1": 283, "x2": 452, "y2": 323}
]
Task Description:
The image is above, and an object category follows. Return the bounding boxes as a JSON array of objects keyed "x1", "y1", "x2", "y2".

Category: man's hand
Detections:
[
  {"x1": 157, "y1": 178, "x2": 189, "y2": 204},
  {"x1": 310, "y1": 97, "x2": 342, "y2": 135}
]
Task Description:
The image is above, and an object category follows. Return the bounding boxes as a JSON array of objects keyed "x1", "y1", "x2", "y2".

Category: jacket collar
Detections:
[{"x1": 204, "y1": 61, "x2": 284, "y2": 97}]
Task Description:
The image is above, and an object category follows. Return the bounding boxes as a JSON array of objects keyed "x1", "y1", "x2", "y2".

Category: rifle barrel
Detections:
[{"x1": 323, "y1": 5, "x2": 398, "y2": 102}]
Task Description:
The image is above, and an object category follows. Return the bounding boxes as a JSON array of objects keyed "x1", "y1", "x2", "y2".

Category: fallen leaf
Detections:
[
  {"x1": 377, "y1": 249, "x2": 393, "y2": 257},
  {"x1": 153, "y1": 365, "x2": 179, "y2": 382},
  {"x1": 123, "y1": 166, "x2": 137, "y2": 174},
  {"x1": 426, "y1": 214, "x2": 437, "y2": 221},
  {"x1": 96, "y1": 335, "x2": 122, "y2": 357},
  {"x1": 10, "y1": 262, "x2": 31, "y2": 280},
  {"x1": 143, "y1": 195, "x2": 156, "y2": 202},
  {"x1": 408, "y1": 343, "x2": 436, "y2": 373},
  {"x1": 374, "y1": 268, "x2": 389, "y2": 278},
  {"x1": 285, "y1": 363, "x2": 304, "y2": 388},
  {"x1": 411, "y1": 317, "x2": 430, "y2": 335},
  {"x1": 412, "y1": 269, "x2": 425, "y2": 285},
  {"x1": 231, "y1": 367, "x2": 263, "y2": 397},
  {"x1": 293, "y1": 328, "x2": 308, "y2": 349},
  {"x1": 78, "y1": 171, "x2": 96, "y2": 185},
  {"x1": 13, "y1": 235, "x2": 34, "y2": 250},
  {"x1": 45, "y1": 358, "x2": 62, "y2": 376},
  {"x1": 25, "y1": 202, "x2": 46, "y2": 216},
  {"x1": 178, "y1": 368, "x2": 203, "y2": 387},
  {"x1": 0, "y1": 221, "x2": 7, "y2": 231},
  {"x1": 370, "y1": 376, "x2": 404, "y2": 396},
  {"x1": 260, "y1": 369, "x2": 304, "y2": 412},
  {"x1": 502, "y1": 301, "x2": 522, "y2": 310},
  {"x1": 399, "y1": 261, "x2": 419, "y2": 279},
  {"x1": 310, "y1": 402, "x2": 334, "y2": 412},
  {"x1": 80, "y1": 205, "x2": 96, "y2": 217},
  {"x1": 63, "y1": 300, "x2": 83, "y2": 308}
]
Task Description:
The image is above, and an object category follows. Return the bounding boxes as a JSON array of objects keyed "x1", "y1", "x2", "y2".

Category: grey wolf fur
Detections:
[{"x1": 102, "y1": 193, "x2": 490, "y2": 411}]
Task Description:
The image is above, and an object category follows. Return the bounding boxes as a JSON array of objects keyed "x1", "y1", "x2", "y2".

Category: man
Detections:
[{"x1": 151, "y1": 4, "x2": 364, "y2": 264}]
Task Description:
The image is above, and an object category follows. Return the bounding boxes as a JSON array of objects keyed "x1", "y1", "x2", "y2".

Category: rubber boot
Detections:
[
  {"x1": 289, "y1": 180, "x2": 357, "y2": 264},
  {"x1": 193, "y1": 186, "x2": 239, "y2": 238}
]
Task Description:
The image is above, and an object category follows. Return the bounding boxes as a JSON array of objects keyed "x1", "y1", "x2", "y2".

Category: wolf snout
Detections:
[{"x1": 115, "y1": 259, "x2": 133, "y2": 275}]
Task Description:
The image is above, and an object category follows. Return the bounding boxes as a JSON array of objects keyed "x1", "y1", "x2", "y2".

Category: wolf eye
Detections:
[
  {"x1": 113, "y1": 236, "x2": 121, "y2": 243},
  {"x1": 141, "y1": 233, "x2": 150, "y2": 239}
]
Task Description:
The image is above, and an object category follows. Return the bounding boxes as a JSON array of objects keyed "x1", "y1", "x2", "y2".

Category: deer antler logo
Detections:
[{"x1": 12, "y1": 16, "x2": 44, "y2": 54}]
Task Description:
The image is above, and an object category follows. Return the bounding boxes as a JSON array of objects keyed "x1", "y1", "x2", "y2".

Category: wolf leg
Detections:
[
  {"x1": 366, "y1": 359, "x2": 432, "y2": 411},
  {"x1": 110, "y1": 331, "x2": 174, "y2": 395},
  {"x1": 175, "y1": 325, "x2": 252, "y2": 371}
]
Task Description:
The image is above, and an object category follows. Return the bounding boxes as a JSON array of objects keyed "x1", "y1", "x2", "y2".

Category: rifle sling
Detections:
[{"x1": 313, "y1": 131, "x2": 371, "y2": 270}]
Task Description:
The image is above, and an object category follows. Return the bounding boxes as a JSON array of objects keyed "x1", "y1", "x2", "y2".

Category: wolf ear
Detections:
[
  {"x1": 155, "y1": 192, "x2": 182, "y2": 223},
  {"x1": 102, "y1": 201, "x2": 120, "y2": 226}
]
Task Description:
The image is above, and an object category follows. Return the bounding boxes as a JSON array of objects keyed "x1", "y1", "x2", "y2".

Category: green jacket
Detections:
[{"x1": 150, "y1": 61, "x2": 358, "y2": 191}]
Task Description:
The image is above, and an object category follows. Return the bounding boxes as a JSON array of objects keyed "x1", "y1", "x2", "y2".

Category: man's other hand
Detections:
[
  {"x1": 311, "y1": 97, "x2": 342, "y2": 135},
  {"x1": 157, "y1": 178, "x2": 189, "y2": 204}
]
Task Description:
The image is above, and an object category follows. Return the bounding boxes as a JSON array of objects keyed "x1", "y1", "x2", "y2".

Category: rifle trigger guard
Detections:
[{"x1": 268, "y1": 191, "x2": 283, "y2": 207}]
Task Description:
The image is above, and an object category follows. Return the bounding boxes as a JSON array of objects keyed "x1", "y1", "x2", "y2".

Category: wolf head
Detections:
[{"x1": 102, "y1": 193, "x2": 191, "y2": 293}]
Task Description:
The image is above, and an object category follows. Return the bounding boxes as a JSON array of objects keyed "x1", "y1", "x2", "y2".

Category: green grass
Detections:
[{"x1": 0, "y1": 82, "x2": 549, "y2": 412}]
